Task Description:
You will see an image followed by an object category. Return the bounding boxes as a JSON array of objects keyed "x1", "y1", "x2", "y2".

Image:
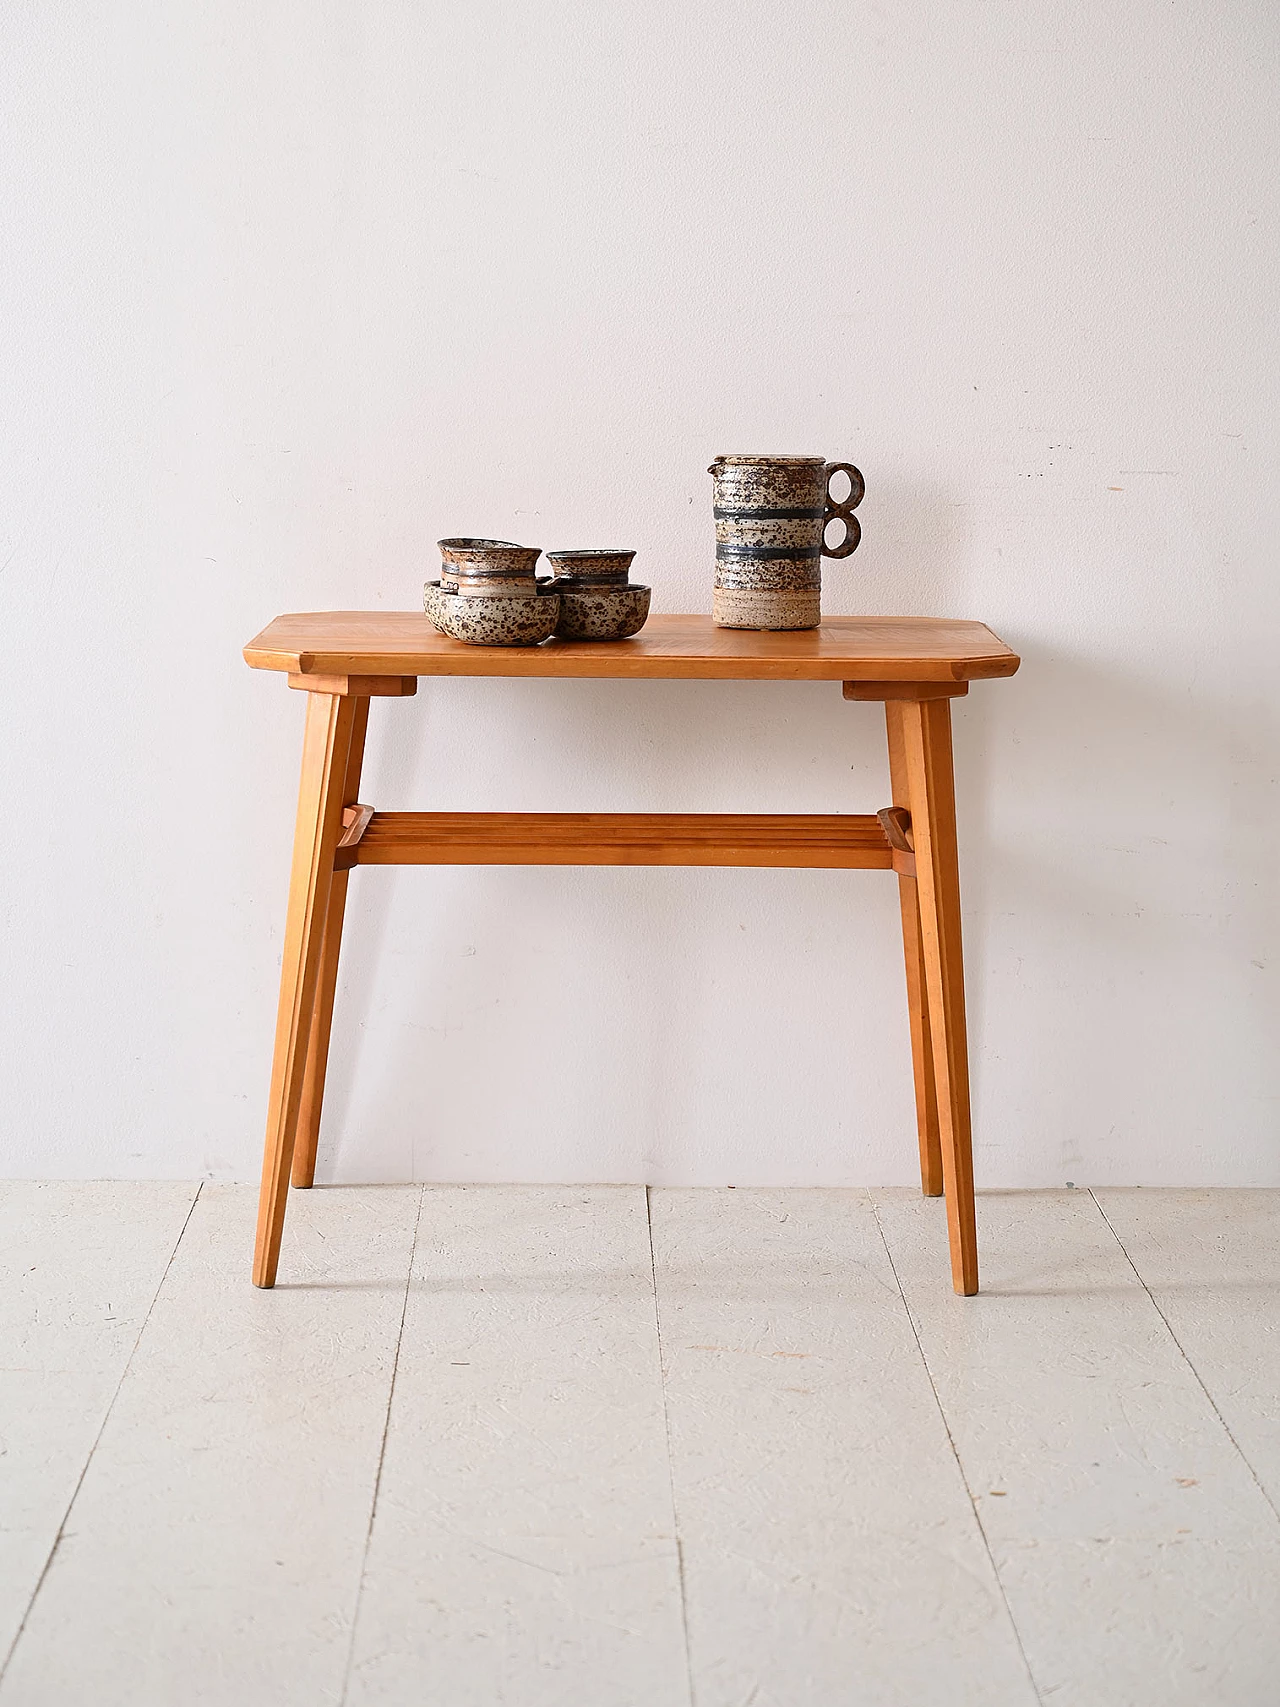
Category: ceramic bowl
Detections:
[
  {"x1": 438, "y1": 537, "x2": 542, "y2": 596},
  {"x1": 545, "y1": 548, "x2": 636, "y2": 587},
  {"x1": 431, "y1": 586, "x2": 560, "y2": 646},
  {"x1": 423, "y1": 579, "x2": 456, "y2": 633},
  {"x1": 554, "y1": 583, "x2": 650, "y2": 642}
]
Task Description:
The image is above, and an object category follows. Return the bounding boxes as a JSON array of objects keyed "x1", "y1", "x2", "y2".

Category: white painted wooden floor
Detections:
[{"x1": 2, "y1": 1185, "x2": 1278, "y2": 1705}]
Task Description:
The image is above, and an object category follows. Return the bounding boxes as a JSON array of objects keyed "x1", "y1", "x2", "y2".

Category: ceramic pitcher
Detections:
[{"x1": 709, "y1": 455, "x2": 864, "y2": 630}]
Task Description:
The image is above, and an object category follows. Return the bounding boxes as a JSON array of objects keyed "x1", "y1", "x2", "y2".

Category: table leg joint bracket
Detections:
[
  {"x1": 877, "y1": 806, "x2": 917, "y2": 880},
  {"x1": 332, "y1": 803, "x2": 375, "y2": 870}
]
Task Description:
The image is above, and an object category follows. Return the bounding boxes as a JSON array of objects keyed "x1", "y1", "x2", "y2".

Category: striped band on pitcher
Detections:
[
  {"x1": 712, "y1": 506, "x2": 826, "y2": 521},
  {"x1": 715, "y1": 543, "x2": 823, "y2": 560}
]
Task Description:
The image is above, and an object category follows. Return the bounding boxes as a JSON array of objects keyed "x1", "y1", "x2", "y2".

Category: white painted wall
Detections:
[{"x1": 2, "y1": 2, "x2": 1277, "y2": 1187}]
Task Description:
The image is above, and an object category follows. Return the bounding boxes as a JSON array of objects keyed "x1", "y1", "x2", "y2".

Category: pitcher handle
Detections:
[{"x1": 822, "y1": 462, "x2": 864, "y2": 559}]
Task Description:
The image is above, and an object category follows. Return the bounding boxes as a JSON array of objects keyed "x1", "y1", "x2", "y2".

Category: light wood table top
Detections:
[{"x1": 244, "y1": 611, "x2": 1020, "y2": 684}]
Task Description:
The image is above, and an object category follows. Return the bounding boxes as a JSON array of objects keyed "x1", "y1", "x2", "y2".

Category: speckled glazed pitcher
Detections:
[{"x1": 709, "y1": 455, "x2": 864, "y2": 630}]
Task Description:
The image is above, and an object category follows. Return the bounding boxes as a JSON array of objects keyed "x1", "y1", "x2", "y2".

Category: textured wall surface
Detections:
[{"x1": 2, "y1": 1, "x2": 1277, "y2": 1184}]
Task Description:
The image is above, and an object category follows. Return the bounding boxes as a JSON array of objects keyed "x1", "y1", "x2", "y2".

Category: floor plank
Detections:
[
  {"x1": 877, "y1": 1189, "x2": 1280, "y2": 1707},
  {"x1": 344, "y1": 1186, "x2": 688, "y2": 1707},
  {"x1": 650, "y1": 1188, "x2": 1037, "y2": 1707},
  {"x1": 0, "y1": 1181, "x2": 198, "y2": 1670},
  {"x1": 0, "y1": 1184, "x2": 421, "y2": 1707},
  {"x1": 1094, "y1": 1189, "x2": 1280, "y2": 1516},
  {"x1": 6, "y1": 1184, "x2": 1280, "y2": 1705}
]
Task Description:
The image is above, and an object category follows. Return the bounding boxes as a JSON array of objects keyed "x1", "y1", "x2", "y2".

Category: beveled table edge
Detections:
[{"x1": 243, "y1": 612, "x2": 1021, "y2": 684}]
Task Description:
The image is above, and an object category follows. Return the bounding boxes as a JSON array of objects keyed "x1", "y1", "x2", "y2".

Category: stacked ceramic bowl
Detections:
[
  {"x1": 544, "y1": 550, "x2": 650, "y2": 640},
  {"x1": 424, "y1": 539, "x2": 651, "y2": 647},
  {"x1": 421, "y1": 539, "x2": 553, "y2": 645}
]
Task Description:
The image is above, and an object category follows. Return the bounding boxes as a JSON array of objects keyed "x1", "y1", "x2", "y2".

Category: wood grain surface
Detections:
[
  {"x1": 253, "y1": 692, "x2": 361, "y2": 1287},
  {"x1": 244, "y1": 611, "x2": 1020, "y2": 683},
  {"x1": 350, "y1": 811, "x2": 897, "y2": 868}
]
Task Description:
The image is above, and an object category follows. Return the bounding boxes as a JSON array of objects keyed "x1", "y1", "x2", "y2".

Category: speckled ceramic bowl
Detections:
[
  {"x1": 432, "y1": 586, "x2": 560, "y2": 646},
  {"x1": 423, "y1": 579, "x2": 456, "y2": 633},
  {"x1": 438, "y1": 537, "x2": 542, "y2": 596},
  {"x1": 545, "y1": 549, "x2": 636, "y2": 587},
  {"x1": 554, "y1": 583, "x2": 650, "y2": 642}
]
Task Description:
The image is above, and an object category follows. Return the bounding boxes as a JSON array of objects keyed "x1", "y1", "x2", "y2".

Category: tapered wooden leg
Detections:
[
  {"x1": 899, "y1": 697, "x2": 978, "y2": 1295},
  {"x1": 885, "y1": 703, "x2": 943, "y2": 1197},
  {"x1": 253, "y1": 692, "x2": 360, "y2": 1287},
  {"x1": 291, "y1": 697, "x2": 370, "y2": 1189}
]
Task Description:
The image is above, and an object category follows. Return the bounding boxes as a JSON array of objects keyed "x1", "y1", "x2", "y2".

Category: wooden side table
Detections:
[{"x1": 244, "y1": 613, "x2": 1020, "y2": 1295}]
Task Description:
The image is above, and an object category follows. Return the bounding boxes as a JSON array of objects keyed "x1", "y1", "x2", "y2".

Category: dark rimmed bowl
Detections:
[
  {"x1": 439, "y1": 537, "x2": 542, "y2": 595},
  {"x1": 546, "y1": 548, "x2": 636, "y2": 587}
]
